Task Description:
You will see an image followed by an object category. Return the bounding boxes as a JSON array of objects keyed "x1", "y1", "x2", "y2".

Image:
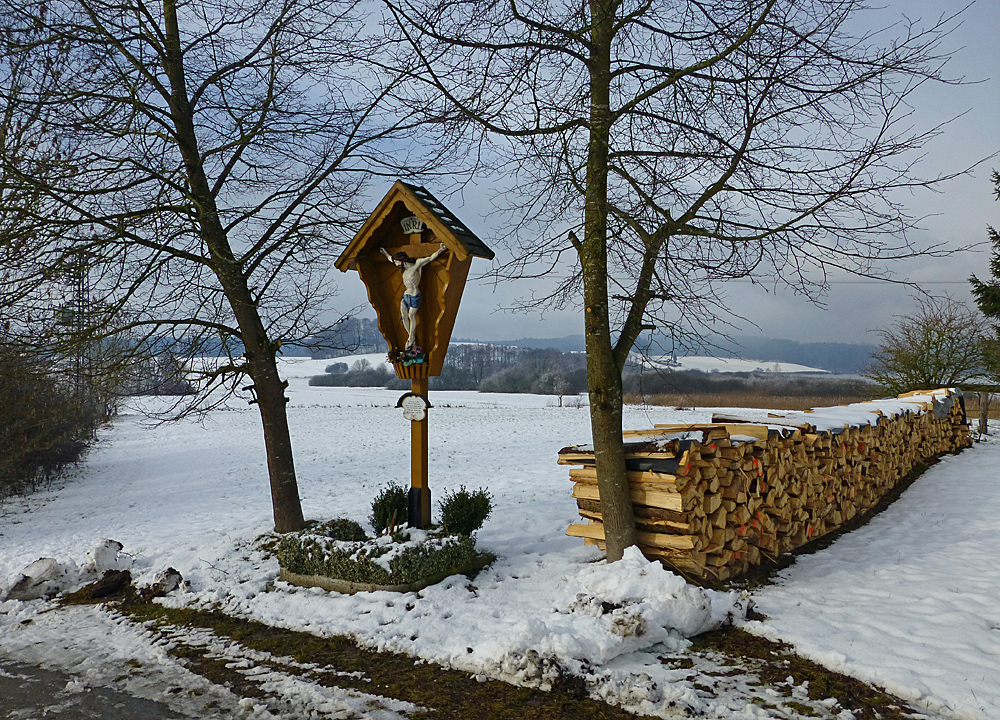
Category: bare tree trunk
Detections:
[
  {"x1": 246, "y1": 347, "x2": 305, "y2": 532},
  {"x1": 162, "y1": 0, "x2": 304, "y2": 532},
  {"x1": 979, "y1": 392, "x2": 990, "y2": 436},
  {"x1": 581, "y1": 0, "x2": 638, "y2": 561},
  {"x1": 583, "y1": 311, "x2": 637, "y2": 560}
]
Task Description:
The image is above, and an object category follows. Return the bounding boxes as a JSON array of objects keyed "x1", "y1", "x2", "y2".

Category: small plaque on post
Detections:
[{"x1": 396, "y1": 392, "x2": 431, "y2": 422}]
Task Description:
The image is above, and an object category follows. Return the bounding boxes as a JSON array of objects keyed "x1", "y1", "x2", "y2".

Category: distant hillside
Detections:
[
  {"x1": 468, "y1": 334, "x2": 874, "y2": 374},
  {"x1": 713, "y1": 337, "x2": 875, "y2": 375},
  {"x1": 629, "y1": 333, "x2": 873, "y2": 375}
]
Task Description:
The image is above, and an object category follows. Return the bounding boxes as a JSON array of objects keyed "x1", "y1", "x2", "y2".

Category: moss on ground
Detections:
[
  {"x1": 50, "y1": 589, "x2": 929, "y2": 720},
  {"x1": 120, "y1": 602, "x2": 655, "y2": 720},
  {"x1": 689, "y1": 628, "x2": 920, "y2": 720}
]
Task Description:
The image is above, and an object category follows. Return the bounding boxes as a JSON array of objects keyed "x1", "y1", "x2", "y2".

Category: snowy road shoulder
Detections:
[{"x1": 0, "y1": 599, "x2": 244, "y2": 717}]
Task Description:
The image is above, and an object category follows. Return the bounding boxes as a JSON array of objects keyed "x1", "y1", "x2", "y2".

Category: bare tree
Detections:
[
  {"x1": 0, "y1": 0, "x2": 441, "y2": 531},
  {"x1": 382, "y1": 0, "x2": 969, "y2": 559},
  {"x1": 864, "y1": 295, "x2": 986, "y2": 394}
]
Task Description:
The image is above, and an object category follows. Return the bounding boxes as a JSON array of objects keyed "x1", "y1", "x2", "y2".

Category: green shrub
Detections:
[
  {"x1": 314, "y1": 517, "x2": 369, "y2": 542},
  {"x1": 370, "y1": 483, "x2": 408, "y2": 535},
  {"x1": 439, "y1": 486, "x2": 493, "y2": 535},
  {"x1": 276, "y1": 529, "x2": 478, "y2": 586}
]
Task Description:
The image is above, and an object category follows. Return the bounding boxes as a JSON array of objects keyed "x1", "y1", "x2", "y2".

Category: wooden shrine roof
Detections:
[
  {"x1": 335, "y1": 181, "x2": 494, "y2": 272},
  {"x1": 400, "y1": 182, "x2": 494, "y2": 261}
]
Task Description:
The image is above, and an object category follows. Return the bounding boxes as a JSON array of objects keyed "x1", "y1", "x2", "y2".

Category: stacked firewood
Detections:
[{"x1": 561, "y1": 389, "x2": 971, "y2": 581}]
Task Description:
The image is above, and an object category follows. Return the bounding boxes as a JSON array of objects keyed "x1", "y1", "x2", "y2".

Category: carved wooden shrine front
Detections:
[{"x1": 335, "y1": 181, "x2": 494, "y2": 527}]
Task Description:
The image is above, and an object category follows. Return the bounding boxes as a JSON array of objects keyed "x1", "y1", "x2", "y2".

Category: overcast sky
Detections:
[{"x1": 336, "y1": 0, "x2": 1000, "y2": 350}]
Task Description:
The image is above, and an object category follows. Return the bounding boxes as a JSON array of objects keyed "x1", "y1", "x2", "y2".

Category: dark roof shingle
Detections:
[{"x1": 401, "y1": 182, "x2": 494, "y2": 260}]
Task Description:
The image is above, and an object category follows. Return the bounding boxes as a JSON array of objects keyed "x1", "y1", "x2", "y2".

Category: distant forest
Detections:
[
  {"x1": 310, "y1": 343, "x2": 872, "y2": 398},
  {"x1": 307, "y1": 318, "x2": 388, "y2": 358},
  {"x1": 454, "y1": 334, "x2": 875, "y2": 375},
  {"x1": 706, "y1": 337, "x2": 876, "y2": 375},
  {"x1": 304, "y1": 322, "x2": 874, "y2": 375},
  {"x1": 310, "y1": 345, "x2": 589, "y2": 398}
]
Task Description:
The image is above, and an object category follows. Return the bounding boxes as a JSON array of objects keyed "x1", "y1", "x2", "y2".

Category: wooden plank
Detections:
[
  {"x1": 651, "y1": 423, "x2": 724, "y2": 431},
  {"x1": 623, "y1": 428, "x2": 686, "y2": 439},
  {"x1": 576, "y1": 497, "x2": 691, "y2": 524},
  {"x1": 571, "y1": 482, "x2": 684, "y2": 512},
  {"x1": 577, "y1": 507, "x2": 693, "y2": 533},
  {"x1": 641, "y1": 547, "x2": 708, "y2": 568},
  {"x1": 897, "y1": 389, "x2": 937, "y2": 398},
  {"x1": 566, "y1": 523, "x2": 700, "y2": 550},
  {"x1": 622, "y1": 450, "x2": 686, "y2": 460},
  {"x1": 571, "y1": 475, "x2": 700, "y2": 509},
  {"x1": 568, "y1": 466, "x2": 683, "y2": 486},
  {"x1": 557, "y1": 452, "x2": 594, "y2": 465},
  {"x1": 711, "y1": 414, "x2": 813, "y2": 433}
]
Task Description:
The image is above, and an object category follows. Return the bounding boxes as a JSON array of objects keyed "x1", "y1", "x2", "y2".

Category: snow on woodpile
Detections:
[{"x1": 560, "y1": 388, "x2": 971, "y2": 581}]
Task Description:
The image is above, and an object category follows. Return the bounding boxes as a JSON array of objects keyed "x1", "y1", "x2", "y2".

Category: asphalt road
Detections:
[{"x1": 0, "y1": 659, "x2": 191, "y2": 719}]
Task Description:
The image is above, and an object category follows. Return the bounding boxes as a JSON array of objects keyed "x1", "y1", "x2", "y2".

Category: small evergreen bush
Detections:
[
  {"x1": 314, "y1": 517, "x2": 369, "y2": 542},
  {"x1": 276, "y1": 529, "x2": 478, "y2": 585},
  {"x1": 439, "y1": 486, "x2": 493, "y2": 535},
  {"x1": 370, "y1": 483, "x2": 408, "y2": 535}
]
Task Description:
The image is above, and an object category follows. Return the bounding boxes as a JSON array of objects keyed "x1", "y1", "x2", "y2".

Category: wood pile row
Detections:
[{"x1": 561, "y1": 389, "x2": 971, "y2": 581}]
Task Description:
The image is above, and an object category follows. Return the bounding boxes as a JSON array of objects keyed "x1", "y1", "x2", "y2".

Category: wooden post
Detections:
[
  {"x1": 409, "y1": 375, "x2": 431, "y2": 527},
  {"x1": 334, "y1": 182, "x2": 493, "y2": 529},
  {"x1": 979, "y1": 392, "x2": 990, "y2": 436}
]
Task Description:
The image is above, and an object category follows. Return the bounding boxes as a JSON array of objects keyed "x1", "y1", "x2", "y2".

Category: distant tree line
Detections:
[
  {"x1": 311, "y1": 325, "x2": 878, "y2": 374},
  {"x1": 722, "y1": 338, "x2": 877, "y2": 376},
  {"x1": 309, "y1": 344, "x2": 872, "y2": 399},
  {"x1": 310, "y1": 345, "x2": 588, "y2": 397},
  {"x1": 307, "y1": 318, "x2": 389, "y2": 359},
  {"x1": 119, "y1": 351, "x2": 195, "y2": 397},
  {"x1": 641, "y1": 335, "x2": 877, "y2": 375},
  {"x1": 624, "y1": 368, "x2": 873, "y2": 398}
]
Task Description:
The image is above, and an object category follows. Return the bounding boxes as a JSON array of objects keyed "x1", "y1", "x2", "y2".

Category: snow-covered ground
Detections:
[
  {"x1": 746, "y1": 443, "x2": 1000, "y2": 720},
  {"x1": 0, "y1": 360, "x2": 996, "y2": 719}
]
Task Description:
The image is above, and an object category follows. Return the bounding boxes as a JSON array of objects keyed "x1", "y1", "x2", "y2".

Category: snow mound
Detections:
[
  {"x1": 552, "y1": 547, "x2": 745, "y2": 661},
  {"x1": 2, "y1": 539, "x2": 128, "y2": 602},
  {"x1": 466, "y1": 548, "x2": 747, "y2": 689}
]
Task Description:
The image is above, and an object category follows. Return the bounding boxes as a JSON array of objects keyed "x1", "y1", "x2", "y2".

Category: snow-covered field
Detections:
[{"x1": 0, "y1": 359, "x2": 997, "y2": 719}]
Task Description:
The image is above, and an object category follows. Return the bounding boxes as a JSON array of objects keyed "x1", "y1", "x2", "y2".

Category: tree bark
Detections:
[
  {"x1": 979, "y1": 392, "x2": 990, "y2": 436},
  {"x1": 582, "y1": 0, "x2": 638, "y2": 561},
  {"x1": 161, "y1": 0, "x2": 304, "y2": 532}
]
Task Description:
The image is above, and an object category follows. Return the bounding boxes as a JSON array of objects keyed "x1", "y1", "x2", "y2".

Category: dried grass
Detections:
[
  {"x1": 628, "y1": 389, "x2": 1000, "y2": 419},
  {"x1": 962, "y1": 395, "x2": 1000, "y2": 420},
  {"x1": 625, "y1": 392, "x2": 871, "y2": 412}
]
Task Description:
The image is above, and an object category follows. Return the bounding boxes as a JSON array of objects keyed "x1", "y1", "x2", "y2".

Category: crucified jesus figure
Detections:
[{"x1": 380, "y1": 243, "x2": 448, "y2": 350}]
